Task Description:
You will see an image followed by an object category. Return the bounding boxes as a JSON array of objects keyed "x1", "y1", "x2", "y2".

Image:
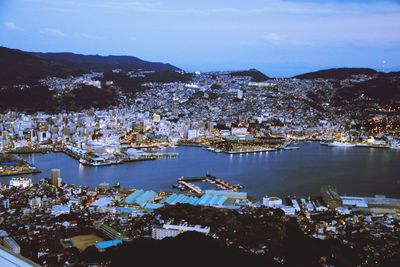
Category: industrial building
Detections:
[
  {"x1": 262, "y1": 196, "x2": 283, "y2": 207},
  {"x1": 152, "y1": 224, "x2": 210, "y2": 240},
  {"x1": 0, "y1": 246, "x2": 40, "y2": 267},
  {"x1": 124, "y1": 190, "x2": 157, "y2": 207},
  {"x1": 95, "y1": 240, "x2": 123, "y2": 251},
  {"x1": 94, "y1": 223, "x2": 129, "y2": 241},
  {"x1": 321, "y1": 185, "x2": 342, "y2": 209},
  {"x1": 204, "y1": 189, "x2": 247, "y2": 200},
  {"x1": 2, "y1": 236, "x2": 21, "y2": 254},
  {"x1": 341, "y1": 196, "x2": 369, "y2": 208}
]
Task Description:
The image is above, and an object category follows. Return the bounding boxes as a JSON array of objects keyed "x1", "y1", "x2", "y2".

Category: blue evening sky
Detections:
[{"x1": 1, "y1": 0, "x2": 399, "y2": 77}]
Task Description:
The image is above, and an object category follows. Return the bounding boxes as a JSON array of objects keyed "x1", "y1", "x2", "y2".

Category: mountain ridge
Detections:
[
  {"x1": 29, "y1": 51, "x2": 180, "y2": 72},
  {"x1": 0, "y1": 46, "x2": 180, "y2": 86},
  {"x1": 293, "y1": 67, "x2": 379, "y2": 80}
]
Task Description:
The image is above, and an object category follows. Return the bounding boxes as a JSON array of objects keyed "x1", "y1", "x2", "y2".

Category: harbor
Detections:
[{"x1": 2, "y1": 143, "x2": 400, "y2": 199}]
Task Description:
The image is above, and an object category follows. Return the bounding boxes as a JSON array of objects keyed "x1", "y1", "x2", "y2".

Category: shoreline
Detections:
[{"x1": 0, "y1": 169, "x2": 41, "y2": 178}]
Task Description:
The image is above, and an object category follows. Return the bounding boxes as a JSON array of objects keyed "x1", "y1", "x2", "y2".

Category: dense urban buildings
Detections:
[
  {"x1": 1, "y1": 1, "x2": 400, "y2": 265},
  {"x1": 0, "y1": 66, "x2": 399, "y2": 266}
]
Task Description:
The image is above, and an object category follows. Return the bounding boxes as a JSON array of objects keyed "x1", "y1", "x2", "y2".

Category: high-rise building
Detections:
[
  {"x1": 153, "y1": 113, "x2": 161, "y2": 123},
  {"x1": 187, "y1": 129, "x2": 198, "y2": 140},
  {"x1": 2, "y1": 198, "x2": 10, "y2": 209},
  {"x1": 237, "y1": 89, "x2": 243, "y2": 99},
  {"x1": 51, "y1": 169, "x2": 62, "y2": 187}
]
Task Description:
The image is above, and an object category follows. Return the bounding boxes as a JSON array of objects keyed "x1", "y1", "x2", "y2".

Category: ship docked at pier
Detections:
[
  {"x1": 9, "y1": 177, "x2": 32, "y2": 188},
  {"x1": 328, "y1": 141, "x2": 356, "y2": 147}
]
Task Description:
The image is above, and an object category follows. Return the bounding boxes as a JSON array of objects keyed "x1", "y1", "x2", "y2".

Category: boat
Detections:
[
  {"x1": 80, "y1": 157, "x2": 113, "y2": 166},
  {"x1": 390, "y1": 144, "x2": 400, "y2": 150},
  {"x1": 235, "y1": 183, "x2": 244, "y2": 189},
  {"x1": 319, "y1": 141, "x2": 329, "y2": 146},
  {"x1": 90, "y1": 161, "x2": 113, "y2": 167},
  {"x1": 328, "y1": 141, "x2": 356, "y2": 147},
  {"x1": 28, "y1": 164, "x2": 37, "y2": 170},
  {"x1": 9, "y1": 177, "x2": 32, "y2": 188},
  {"x1": 172, "y1": 183, "x2": 185, "y2": 191},
  {"x1": 283, "y1": 146, "x2": 300, "y2": 150},
  {"x1": 99, "y1": 182, "x2": 110, "y2": 187},
  {"x1": 390, "y1": 140, "x2": 400, "y2": 150}
]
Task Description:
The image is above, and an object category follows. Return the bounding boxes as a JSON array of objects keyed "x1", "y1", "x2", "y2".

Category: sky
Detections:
[{"x1": 0, "y1": 0, "x2": 400, "y2": 77}]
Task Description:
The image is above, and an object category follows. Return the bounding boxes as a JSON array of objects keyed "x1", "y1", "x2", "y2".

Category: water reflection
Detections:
[{"x1": 3, "y1": 143, "x2": 400, "y2": 199}]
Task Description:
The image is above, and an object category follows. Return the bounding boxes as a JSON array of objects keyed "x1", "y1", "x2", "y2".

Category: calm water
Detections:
[{"x1": 2, "y1": 143, "x2": 400, "y2": 199}]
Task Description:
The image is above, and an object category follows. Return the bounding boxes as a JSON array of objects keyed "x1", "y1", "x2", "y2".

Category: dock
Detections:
[
  {"x1": 123, "y1": 157, "x2": 156, "y2": 163},
  {"x1": 177, "y1": 180, "x2": 203, "y2": 195},
  {"x1": 224, "y1": 148, "x2": 278, "y2": 154},
  {"x1": 205, "y1": 174, "x2": 240, "y2": 191},
  {"x1": 177, "y1": 174, "x2": 241, "y2": 193},
  {"x1": 5, "y1": 147, "x2": 52, "y2": 154},
  {"x1": 142, "y1": 153, "x2": 179, "y2": 159},
  {"x1": 0, "y1": 168, "x2": 41, "y2": 177}
]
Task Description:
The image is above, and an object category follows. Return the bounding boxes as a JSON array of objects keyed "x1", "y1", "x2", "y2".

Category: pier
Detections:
[
  {"x1": 0, "y1": 168, "x2": 41, "y2": 177},
  {"x1": 205, "y1": 174, "x2": 240, "y2": 191},
  {"x1": 224, "y1": 148, "x2": 278, "y2": 154},
  {"x1": 62, "y1": 147, "x2": 178, "y2": 167},
  {"x1": 177, "y1": 180, "x2": 203, "y2": 195},
  {"x1": 177, "y1": 174, "x2": 241, "y2": 193},
  {"x1": 0, "y1": 154, "x2": 41, "y2": 177},
  {"x1": 5, "y1": 147, "x2": 53, "y2": 154},
  {"x1": 142, "y1": 153, "x2": 179, "y2": 159}
]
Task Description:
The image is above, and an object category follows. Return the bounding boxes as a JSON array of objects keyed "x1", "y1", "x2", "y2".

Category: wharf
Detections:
[
  {"x1": 0, "y1": 168, "x2": 41, "y2": 177},
  {"x1": 355, "y1": 144, "x2": 389, "y2": 149},
  {"x1": 65, "y1": 149, "x2": 172, "y2": 167},
  {"x1": 177, "y1": 143, "x2": 205, "y2": 148},
  {"x1": 177, "y1": 180, "x2": 203, "y2": 195},
  {"x1": 130, "y1": 144, "x2": 160, "y2": 149},
  {"x1": 224, "y1": 148, "x2": 278, "y2": 154},
  {"x1": 178, "y1": 174, "x2": 241, "y2": 192},
  {"x1": 142, "y1": 153, "x2": 179, "y2": 159},
  {"x1": 123, "y1": 157, "x2": 156, "y2": 163},
  {"x1": 63, "y1": 149, "x2": 86, "y2": 161},
  {"x1": 5, "y1": 147, "x2": 52, "y2": 154},
  {"x1": 206, "y1": 174, "x2": 240, "y2": 191}
]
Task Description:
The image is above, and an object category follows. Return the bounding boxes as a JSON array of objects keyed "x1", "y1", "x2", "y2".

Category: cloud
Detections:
[
  {"x1": 40, "y1": 28, "x2": 67, "y2": 37},
  {"x1": 261, "y1": 32, "x2": 312, "y2": 46},
  {"x1": 39, "y1": 29, "x2": 105, "y2": 40},
  {"x1": 262, "y1": 32, "x2": 281, "y2": 44},
  {"x1": 65, "y1": 0, "x2": 400, "y2": 16},
  {"x1": 64, "y1": 0, "x2": 163, "y2": 11},
  {"x1": 75, "y1": 33, "x2": 103, "y2": 40},
  {"x1": 23, "y1": 0, "x2": 400, "y2": 18},
  {"x1": 3, "y1": 22, "x2": 23, "y2": 31}
]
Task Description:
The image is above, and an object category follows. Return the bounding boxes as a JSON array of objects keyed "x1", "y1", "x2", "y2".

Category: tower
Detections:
[{"x1": 51, "y1": 169, "x2": 61, "y2": 187}]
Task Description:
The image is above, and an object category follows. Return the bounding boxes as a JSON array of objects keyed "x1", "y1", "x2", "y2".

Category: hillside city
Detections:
[
  {"x1": 0, "y1": 66, "x2": 400, "y2": 266},
  {"x1": 1, "y1": 0, "x2": 400, "y2": 264}
]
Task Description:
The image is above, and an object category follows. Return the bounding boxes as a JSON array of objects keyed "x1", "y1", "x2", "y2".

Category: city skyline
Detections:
[
  {"x1": 1, "y1": 0, "x2": 400, "y2": 76},
  {"x1": 1, "y1": 1, "x2": 400, "y2": 265}
]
